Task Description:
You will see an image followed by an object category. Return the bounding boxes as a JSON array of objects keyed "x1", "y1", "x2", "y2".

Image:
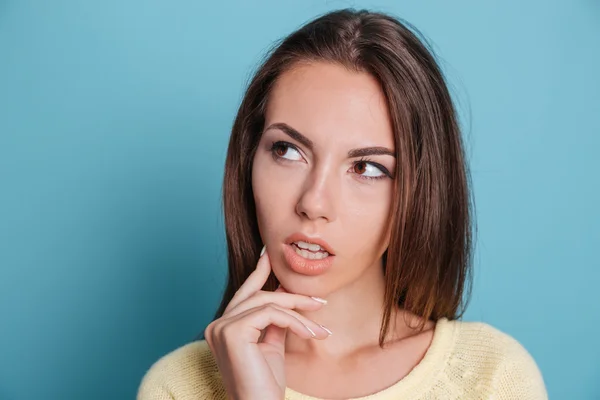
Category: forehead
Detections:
[{"x1": 265, "y1": 62, "x2": 394, "y2": 150}]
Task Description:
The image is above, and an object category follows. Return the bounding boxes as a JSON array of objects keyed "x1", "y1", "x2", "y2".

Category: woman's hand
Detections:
[{"x1": 204, "y1": 247, "x2": 331, "y2": 400}]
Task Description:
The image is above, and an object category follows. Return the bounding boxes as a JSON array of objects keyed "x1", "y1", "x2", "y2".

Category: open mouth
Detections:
[
  {"x1": 283, "y1": 234, "x2": 335, "y2": 276},
  {"x1": 290, "y1": 241, "x2": 330, "y2": 260}
]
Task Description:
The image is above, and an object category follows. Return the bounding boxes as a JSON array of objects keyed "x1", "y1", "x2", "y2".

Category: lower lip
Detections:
[{"x1": 283, "y1": 244, "x2": 334, "y2": 276}]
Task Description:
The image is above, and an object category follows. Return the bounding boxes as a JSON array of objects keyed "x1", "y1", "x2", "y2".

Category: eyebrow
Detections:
[{"x1": 263, "y1": 122, "x2": 396, "y2": 158}]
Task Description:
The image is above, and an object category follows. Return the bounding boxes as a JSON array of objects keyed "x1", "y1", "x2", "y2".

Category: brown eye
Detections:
[
  {"x1": 353, "y1": 162, "x2": 367, "y2": 174},
  {"x1": 349, "y1": 160, "x2": 388, "y2": 180},
  {"x1": 270, "y1": 141, "x2": 303, "y2": 161},
  {"x1": 274, "y1": 145, "x2": 287, "y2": 157}
]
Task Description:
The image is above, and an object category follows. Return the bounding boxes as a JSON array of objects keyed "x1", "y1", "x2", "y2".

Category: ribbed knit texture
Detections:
[{"x1": 137, "y1": 318, "x2": 547, "y2": 399}]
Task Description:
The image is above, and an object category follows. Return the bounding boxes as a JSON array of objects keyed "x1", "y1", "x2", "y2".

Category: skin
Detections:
[{"x1": 205, "y1": 62, "x2": 435, "y2": 400}]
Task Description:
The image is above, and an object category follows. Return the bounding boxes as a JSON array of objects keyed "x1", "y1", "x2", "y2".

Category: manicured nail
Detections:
[
  {"x1": 311, "y1": 296, "x2": 327, "y2": 304},
  {"x1": 305, "y1": 325, "x2": 316, "y2": 337},
  {"x1": 319, "y1": 324, "x2": 333, "y2": 336},
  {"x1": 260, "y1": 245, "x2": 266, "y2": 256}
]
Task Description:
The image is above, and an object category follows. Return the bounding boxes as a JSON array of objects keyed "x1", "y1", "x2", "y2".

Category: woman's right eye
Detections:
[{"x1": 270, "y1": 141, "x2": 303, "y2": 162}]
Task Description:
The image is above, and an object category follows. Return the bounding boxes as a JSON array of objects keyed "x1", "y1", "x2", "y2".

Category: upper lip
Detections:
[{"x1": 285, "y1": 233, "x2": 335, "y2": 255}]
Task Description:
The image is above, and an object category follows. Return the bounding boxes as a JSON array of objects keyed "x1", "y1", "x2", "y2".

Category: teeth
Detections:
[
  {"x1": 291, "y1": 241, "x2": 331, "y2": 260},
  {"x1": 293, "y1": 246, "x2": 330, "y2": 260},
  {"x1": 295, "y1": 240, "x2": 324, "y2": 252}
]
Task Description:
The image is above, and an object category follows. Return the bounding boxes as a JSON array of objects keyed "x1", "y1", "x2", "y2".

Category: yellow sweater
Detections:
[{"x1": 137, "y1": 318, "x2": 547, "y2": 399}]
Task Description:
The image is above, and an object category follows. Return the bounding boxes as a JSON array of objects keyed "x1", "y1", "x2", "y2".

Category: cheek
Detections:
[
  {"x1": 252, "y1": 154, "x2": 300, "y2": 234},
  {"x1": 341, "y1": 185, "x2": 393, "y2": 256}
]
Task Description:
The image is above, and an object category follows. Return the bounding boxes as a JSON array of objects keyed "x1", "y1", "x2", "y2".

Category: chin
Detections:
[
  {"x1": 269, "y1": 243, "x2": 346, "y2": 297},
  {"x1": 274, "y1": 268, "x2": 331, "y2": 297}
]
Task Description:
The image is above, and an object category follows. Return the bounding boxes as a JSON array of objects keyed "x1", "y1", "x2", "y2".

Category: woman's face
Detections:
[{"x1": 252, "y1": 62, "x2": 395, "y2": 297}]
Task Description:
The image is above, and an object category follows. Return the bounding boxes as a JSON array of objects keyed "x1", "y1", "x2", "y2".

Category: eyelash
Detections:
[{"x1": 269, "y1": 141, "x2": 392, "y2": 181}]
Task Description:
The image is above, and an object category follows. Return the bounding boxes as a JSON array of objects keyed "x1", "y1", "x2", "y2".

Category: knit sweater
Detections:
[{"x1": 137, "y1": 318, "x2": 547, "y2": 399}]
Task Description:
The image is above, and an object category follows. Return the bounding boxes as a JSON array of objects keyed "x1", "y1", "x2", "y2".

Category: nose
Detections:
[{"x1": 295, "y1": 168, "x2": 337, "y2": 223}]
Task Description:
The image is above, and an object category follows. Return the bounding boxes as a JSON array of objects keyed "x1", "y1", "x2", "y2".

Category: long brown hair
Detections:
[{"x1": 215, "y1": 8, "x2": 474, "y2": 346}]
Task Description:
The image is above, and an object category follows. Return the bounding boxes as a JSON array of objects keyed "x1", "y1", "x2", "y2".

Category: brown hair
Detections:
[{"x1": 215, "y1": 8, "x2": 474, "y2": 346}]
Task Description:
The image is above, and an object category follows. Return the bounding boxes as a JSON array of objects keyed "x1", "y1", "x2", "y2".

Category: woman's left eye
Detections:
[{"x1": 351, "y1": 161, "x2": 389, "y2": 180}]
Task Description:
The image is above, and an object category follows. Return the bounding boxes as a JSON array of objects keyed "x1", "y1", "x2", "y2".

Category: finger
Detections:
[
  {"x1": 226, "y1": 303, "x2": 331, "y2": 340},
  {"x1": 260, "y1": 285, "x2": 289, "y2": 347},
  {"x1": 263, "y1": 282, "x2": 287, "y2": 345},
  {"x1": 225, "y1": 291, "x2": 326, "y2": 318},
  {"x1": 258, "y1": 286, "x2": 293, "y2": 347},
  {"x1": 224, "y1": 305, "x2": 324, "y2": 343},
  {"x1": 226, "y1": 245, "x2": 271, "y2": 312},
  {"x1": 261, "y1": 323, "x2": 287, "y2": 349}
]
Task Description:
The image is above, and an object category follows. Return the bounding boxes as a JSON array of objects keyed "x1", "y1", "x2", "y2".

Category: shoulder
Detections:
[
  {"x1": 440, "y1": 319, "x2": 548, "y2": 399},
  {"x1": 137, "y1": 340, "x2": 227, "y2": 400}
]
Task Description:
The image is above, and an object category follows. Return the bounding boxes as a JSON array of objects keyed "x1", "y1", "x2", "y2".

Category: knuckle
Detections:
[
  {"x1": 203, "y1": 325, "x2": 212, "y2": 339},
  {"x1": 204, "y1": 322, "x2": 218, "y2": 347},
  {"x1": 219, "y1": 323, "x2": 237, "y2": 339},
  {"x1": 211, "y1": 320, "x2": 225, "y2": 338}
]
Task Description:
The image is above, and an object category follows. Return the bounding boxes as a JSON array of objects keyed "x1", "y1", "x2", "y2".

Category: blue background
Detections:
[{"x1": 1, "y1": 1, "x2": 598, "y2": 399}]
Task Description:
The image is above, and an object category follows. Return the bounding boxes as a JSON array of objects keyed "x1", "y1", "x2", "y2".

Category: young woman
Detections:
[{"x1": 138, "y1": 9, "x2": 547, "y2": 400}]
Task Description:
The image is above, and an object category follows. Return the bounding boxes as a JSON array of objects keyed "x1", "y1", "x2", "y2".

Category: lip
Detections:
[
  {"x1": 282, "y1": 233, "x2": 335, "y2": 276},
  {"x1": 284, "y1": 233, "x2": 335, "y2": 255}
]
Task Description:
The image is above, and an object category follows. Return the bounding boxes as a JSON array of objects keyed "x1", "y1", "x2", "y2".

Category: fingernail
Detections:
[
  {"x1": 260, "y1": 245, "x2": 266, "y2": 256},
  {"x1": 311, "y1": 296, "x2": 327, "y2": 304},
  {"x1": 319, "y1": 324, "x2": 333, "y2": 336},
  {"x1": 305, "y1": 325, "x2": 316, "y2": 337}
]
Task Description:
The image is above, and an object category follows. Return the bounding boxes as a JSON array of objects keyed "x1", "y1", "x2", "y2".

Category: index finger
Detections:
[{"x1": 225, "y1": 245, "x2": 272, "y2": 313}]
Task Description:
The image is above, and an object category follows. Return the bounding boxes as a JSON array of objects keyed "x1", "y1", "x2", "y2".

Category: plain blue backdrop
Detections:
[{"x1": 1, "y1": 1, "x2": 598, "y2": 399}]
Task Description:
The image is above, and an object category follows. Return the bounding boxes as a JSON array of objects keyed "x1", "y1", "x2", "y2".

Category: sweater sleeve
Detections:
[
  {"x1": 137, "y1": 360, "x2": 176, "y2": 400},
  {"x1": 136, "y1": 341, "x2": 228, "y2": 400},
  {"x1": 494, "y1": 340, "x2": 548, "y2": 400}
]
